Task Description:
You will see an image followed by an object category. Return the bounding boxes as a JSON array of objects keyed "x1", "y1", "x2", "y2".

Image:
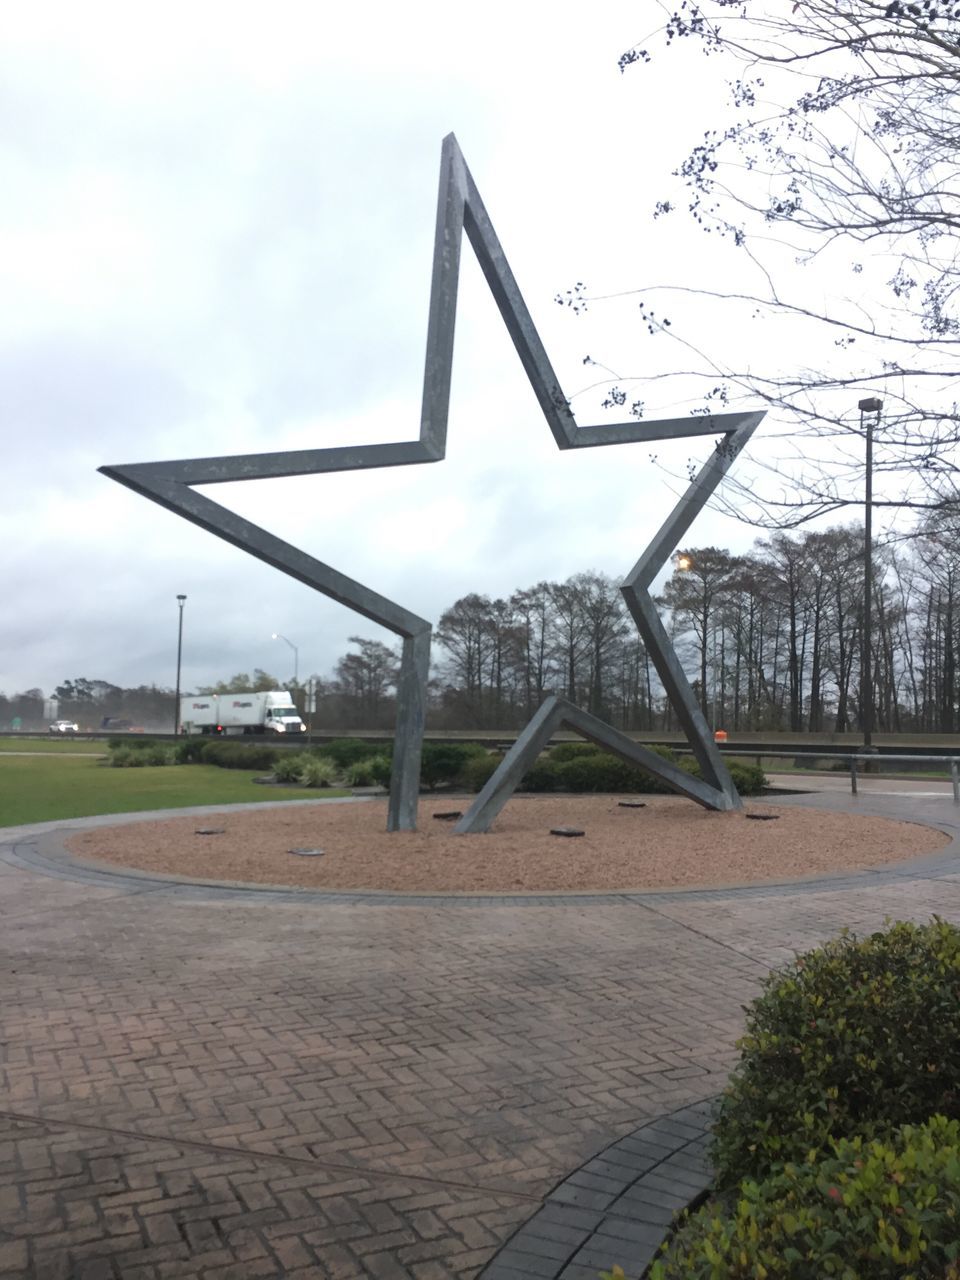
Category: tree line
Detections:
[{"x1": 7, "y1": 518, "x2": 957, "y2": 734}]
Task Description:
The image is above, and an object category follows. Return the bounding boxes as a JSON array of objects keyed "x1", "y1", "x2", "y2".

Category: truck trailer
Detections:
[{"x1": 180, "y1": 690, "x2": 306, "y2": 736}]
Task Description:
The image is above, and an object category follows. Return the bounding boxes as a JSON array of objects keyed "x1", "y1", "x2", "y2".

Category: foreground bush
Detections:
[
  {"x1": 712, "y1": 918, "x2": 960, "y2": 1185},
  {"x1": 648, "y1": 1116, "x2": 960, "y2": 1279}
]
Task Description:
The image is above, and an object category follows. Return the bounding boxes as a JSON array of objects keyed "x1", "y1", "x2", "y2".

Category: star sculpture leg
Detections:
[{"x1": 101, "y1": 134, "x2": 763, "y2": 831}]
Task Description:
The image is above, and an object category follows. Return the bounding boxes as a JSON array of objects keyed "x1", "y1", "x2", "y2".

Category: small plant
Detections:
[
  {"x1": 143, "y1": 744, "x2": 173, "y2": 766},
  {"x1": 649, "y1": 1116, "x2": 960, "y2": 1278},
  {"x1": 109, "y1": 747, "x2": 133, "y2": 767},
  {"x1": 300, "y1": 756, "x2": 338, "y2": 788},
  {"x1": 712, "y1": 917, "x2": 960, "y2": 1185}
]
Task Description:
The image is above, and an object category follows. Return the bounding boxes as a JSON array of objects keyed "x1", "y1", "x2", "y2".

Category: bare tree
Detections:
[{"x1": 560, "y1": 0, "x2": 960, "y2": 527}]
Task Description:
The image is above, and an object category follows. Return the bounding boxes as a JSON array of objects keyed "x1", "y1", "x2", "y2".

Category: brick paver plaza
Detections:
[{"x1": 2, "y1": 788, "x2": 959, "y2": 1279}]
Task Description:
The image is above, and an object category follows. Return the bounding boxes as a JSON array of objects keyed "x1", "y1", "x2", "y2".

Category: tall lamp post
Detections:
[
  {"x1": 858, "y1": 397, "x2": 882, "y2": 751},
  {"x1": 271, "y1": 632, "x2": 299, "y2": 685},
  {"x1": 174, "y1": 594, "x2": 187, "y2": 735}
]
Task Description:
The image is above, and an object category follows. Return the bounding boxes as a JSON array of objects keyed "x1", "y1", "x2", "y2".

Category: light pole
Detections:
[
  {"x1": 174, "y1": 594, "x2": 187, "y2": 734},
  {"x1": 858, "y1": 397, "x2": 882, "y2": 751},
  {"x1": 271, "y1": 632, "x2": 299, "y2": 685}
]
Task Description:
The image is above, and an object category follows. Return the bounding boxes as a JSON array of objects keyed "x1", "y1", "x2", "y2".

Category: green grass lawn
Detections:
[
  {"x1": 0, "y1": 755, "x2": 350, "y2": 827},
  {"x1": 0, "y1": 735, "x2": 108, "y2": 755}
]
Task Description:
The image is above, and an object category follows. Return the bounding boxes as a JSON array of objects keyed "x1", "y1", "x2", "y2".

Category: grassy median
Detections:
[
  {"x1": 0, "y1": 735, "x2": 108, "y2": 755},
  {"x1": 0, "y1": 754, "x2": 349, "y2": 827}
]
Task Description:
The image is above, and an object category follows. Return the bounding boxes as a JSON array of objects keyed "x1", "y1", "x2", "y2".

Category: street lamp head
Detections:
[
  {"x1": 177, "y1": 594, "x2": 187, "y2": 604},
  {"x1": 858, "y1": 397, "x2": 883, "y2": 414},
  {"x1": 676, "y1": 552, "x2": 693, "y2": 572},
  {"x1": 271, "y1": 632, "x2": 280, "y2": 640}
]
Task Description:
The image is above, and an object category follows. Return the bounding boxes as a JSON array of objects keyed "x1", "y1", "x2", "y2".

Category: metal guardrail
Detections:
[{"x1": 699, "y1": 748, "x2": 960, "y2": 806}]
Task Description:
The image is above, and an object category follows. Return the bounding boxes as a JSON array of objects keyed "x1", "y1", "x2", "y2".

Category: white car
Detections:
[{"x1": 48, "y1": 719, "x2": 79, "y2": 734}]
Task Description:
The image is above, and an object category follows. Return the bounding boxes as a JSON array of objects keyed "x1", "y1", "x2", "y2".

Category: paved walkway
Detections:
[{"x1": 1, "y1": 790, "x2": 959, "y2": 1279}]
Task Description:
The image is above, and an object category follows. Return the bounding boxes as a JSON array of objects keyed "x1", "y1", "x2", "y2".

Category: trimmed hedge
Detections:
[
  {"x1": 649, "y1": 1116, "x2": 960, "y2": 1279},
  {"x1": 347, "y1": 754, "x2": 392, "y2": 787},
  {"x1": 461, "y1": 752, "x2": 502, "y2": 792},
  {"x1": 317, "y1": 738, "x2": 390, "y2": 769},
  {"x1": 109, "y1": 744, "x2": 174, "y2": 767},
  {"x1": 549, "y1": 741, "x2": 608, "y2": 763},
  {"x1": 462, "y1": 744, "x2": 766, "y2": 797},
  {"x1": 712, "y1": 918, "x2": 960, "y2": 1186},
  {"x1": 420, "y1": 742, "x2": 486, "y2": 790},
  {"x1": 174, "y1": 737, "x2": 208, "y2": 764},
  {"x1": 198, "y1": 741, "x2": 280, "y2": 771}
]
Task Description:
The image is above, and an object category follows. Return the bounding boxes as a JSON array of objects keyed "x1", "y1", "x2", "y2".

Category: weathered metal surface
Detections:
[{"x1": 101, "y1": 133, "x2": 764, "y2": 831}]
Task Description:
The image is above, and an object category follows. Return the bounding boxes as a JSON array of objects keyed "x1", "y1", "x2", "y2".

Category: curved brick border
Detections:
[
  {"x1": 479, "y1": 1098, "x2": 715, "y2": 1280},
  {"x1": 2, "y1": 790, "x2": 959, "y2": 907}
]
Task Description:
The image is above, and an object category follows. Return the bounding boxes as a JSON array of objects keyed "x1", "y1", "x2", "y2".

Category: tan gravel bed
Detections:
[{"x1": 66, "y1": 795, "x2": 951, "y2": 893}]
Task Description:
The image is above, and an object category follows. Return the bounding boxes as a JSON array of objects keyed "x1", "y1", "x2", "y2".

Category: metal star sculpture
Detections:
[{"x1": 101, "y1": 133, "x2": 764, "y2": 831}]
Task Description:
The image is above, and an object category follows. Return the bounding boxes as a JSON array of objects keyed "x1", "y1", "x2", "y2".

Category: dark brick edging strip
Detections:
[{"x1": 479, "y1": 1098, "x2": 715, "y2": 1280}]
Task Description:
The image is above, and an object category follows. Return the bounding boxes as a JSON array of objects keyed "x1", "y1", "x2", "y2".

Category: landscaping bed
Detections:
[{"x1": 65, "y1": 793, "x2": 948, "y2": 893}]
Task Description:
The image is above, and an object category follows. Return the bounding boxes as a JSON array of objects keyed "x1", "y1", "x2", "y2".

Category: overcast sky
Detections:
[{"x1": 3, "y1": 1, "x2": 862, "y2": 698}]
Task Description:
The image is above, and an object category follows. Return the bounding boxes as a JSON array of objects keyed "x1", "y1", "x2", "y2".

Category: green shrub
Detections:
[
  {"x1": 684, "y1": 756, "x2": 767, "y2": 796},
  {"x1": 174, "y1": 737, "x2": 208, "y2": 764},
  {"x1": 462, "y1": 752, "x2": 502, "y2": 792},
  {"x1": 107, "y1": 735, "x2": 162, "y2": 752},
  {"x1": 273, "y1": 754, "x2": 308, "y2": 784},
  {"x1": 559, "y1": 744, "x2": 684, "y2": 795},
  {"x1": 300, "y1": 756, "x2": 338, "y2": 788},
  {"x1": 143, "y1": 744, "x2": 173, "y2": 766},
  {"x1": 648, "y1": 1116, "x2": 960, "y2": 1279},
  {"x1": 517, "y1": 759, "x2": 561, "y2": 791},
  {"x1": 108, "y1": 747, "x2": 133, "y2": 767},
  {"x1": 549, "y1": 741, "x2": 604, "y2": 763},
  {"x1": 318, "y1": 738, "x2": 387, "y2": 768},
  {"x1": 420, "y1": 742, "x2": 483, "y2": 789},
  {"x1": 726, "y1": 761, "x2": 766, "y2": 795},
  {"x1": 199, "y1": 741, "x2": 280, "y2": 771},
  {"x1": 345, "y1": 754, "x2": 391, "y2": 787},
  {"x1": 712, "y1": 917, "x2": 960, "y2": 1186}
]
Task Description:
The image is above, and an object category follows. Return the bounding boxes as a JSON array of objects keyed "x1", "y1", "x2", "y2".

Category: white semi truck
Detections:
[{"x1": 180, "y1": 690, "x2": 306, "y2": 736}]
